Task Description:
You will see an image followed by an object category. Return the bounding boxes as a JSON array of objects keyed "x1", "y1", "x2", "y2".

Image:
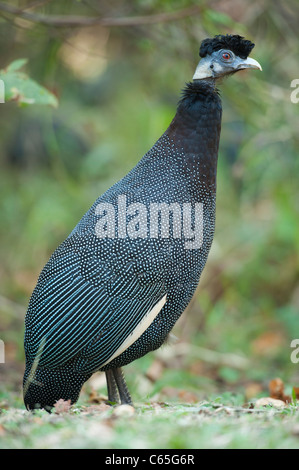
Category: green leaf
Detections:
[
  {"x1": 0, "y1": 59, "x2": 58, "y2": 107},
  {"x1": 5, "y1": 58, "x2": 28, "y2": 72},
  {"x1": 292, "y1": 387, "x2": 297, "y2": 405}
]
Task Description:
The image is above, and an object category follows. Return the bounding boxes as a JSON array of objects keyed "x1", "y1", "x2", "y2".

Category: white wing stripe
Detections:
[{"x1": 99, "y1": 294, "x2": 167, "y2": 369}]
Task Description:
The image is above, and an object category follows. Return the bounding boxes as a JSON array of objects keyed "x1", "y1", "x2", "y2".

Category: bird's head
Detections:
[{"x1": 193, "y1": 34, "x2": 262, "y2": 81}]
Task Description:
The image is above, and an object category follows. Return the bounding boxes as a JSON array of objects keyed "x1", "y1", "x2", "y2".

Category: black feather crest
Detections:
[{"x1": 199, "y1": 34, "x2": 255, "y2": 59}]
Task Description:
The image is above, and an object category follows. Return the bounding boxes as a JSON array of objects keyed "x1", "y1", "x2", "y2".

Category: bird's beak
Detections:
[{"x1": 237, "y1": 57, "x2": 262, "y2": 71}]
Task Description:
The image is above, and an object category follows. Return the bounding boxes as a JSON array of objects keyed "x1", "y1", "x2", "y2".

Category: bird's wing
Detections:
[{"x1": 25, "y1": 245, "x2": 168, "y2": 373}]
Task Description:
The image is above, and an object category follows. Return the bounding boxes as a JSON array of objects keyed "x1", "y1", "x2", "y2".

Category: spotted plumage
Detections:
[{"x1": 23, "y1": 35, "x2": 261, "y2": 410}]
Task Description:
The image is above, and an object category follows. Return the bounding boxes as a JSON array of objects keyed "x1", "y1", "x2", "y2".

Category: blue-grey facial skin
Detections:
[{"x1": 193, "y1": 49, "x2": 262, "y2": 80}]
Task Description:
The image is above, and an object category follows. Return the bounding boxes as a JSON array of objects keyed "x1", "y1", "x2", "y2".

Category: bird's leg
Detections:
[
  {"x1": 112, "y1": 367, "x2": 133, "y2": 405},
  {"x1": 105, "y1": 369, "x2": 120, "y2": 405}
]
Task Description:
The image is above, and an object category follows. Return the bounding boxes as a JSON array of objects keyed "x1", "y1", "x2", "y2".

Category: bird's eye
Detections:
[{"x1": 222, "y1": 52, "x2": 231, "y2": 60}]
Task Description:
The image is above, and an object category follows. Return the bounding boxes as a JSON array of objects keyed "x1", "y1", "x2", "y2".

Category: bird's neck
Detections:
[{"x1": 164, "y1": 79, "x2": 222, "y2": 192}]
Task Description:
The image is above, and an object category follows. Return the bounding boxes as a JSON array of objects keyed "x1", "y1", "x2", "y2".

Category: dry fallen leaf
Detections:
[
  {"x1": 269, "y1": 378, "x2": 291, "y2": 403},
  {"x1": 254, "y1": 377, "x2": 297, "y2": 408},
  {"x1": 53, "y1": 399, "x2": 72, "y2": 414},
  {"x1": 112, "y1": 405, "x2": 135, "y2": 417},
  {"x1": 88, "y1": 389, "x2": 108, "y2": 404},
  {"x1": 255, "y1": 397, "x2": 286, "y2": 409},
  {"x1": 269, "y1": 378, "x2": 284, "y2": 398},
  {"x1": 84, "y1": 404, "x2": 111, "y2": 413}
]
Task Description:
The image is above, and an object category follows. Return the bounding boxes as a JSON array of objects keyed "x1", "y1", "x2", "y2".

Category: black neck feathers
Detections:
[
  {"x1": 177, "y1": 80, "x2": 221, "y2": 115},
  {"x1": 161, "y1": 80, "x2": 222, "y2": 191},
  {"x1": 180, "y1": 80, "x2": 219, "y2": 100},
  {"x1": 168, "y1": 80, "x2": 222, "y2": 143}
]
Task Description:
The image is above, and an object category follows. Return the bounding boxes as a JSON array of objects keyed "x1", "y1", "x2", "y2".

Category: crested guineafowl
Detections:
[{"x1": 23, "y1": 34, "x2": 262, "y2": 410}]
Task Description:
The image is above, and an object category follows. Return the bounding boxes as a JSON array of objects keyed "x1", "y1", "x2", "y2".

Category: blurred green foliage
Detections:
[
  {"x1": 0, "y1": 58, "x2": 58, "y2": 106},
  {"x1": 0, "y1": 0, "x2": 299, "y2": 403}
]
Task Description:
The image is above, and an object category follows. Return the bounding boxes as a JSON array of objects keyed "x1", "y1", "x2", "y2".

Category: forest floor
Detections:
[
  {"x1": 1, "y1": 390, "x2": 299, "y2": 449},
  {"x1": 1, "y1": 346, "x2": 299, "y2": 449}
]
